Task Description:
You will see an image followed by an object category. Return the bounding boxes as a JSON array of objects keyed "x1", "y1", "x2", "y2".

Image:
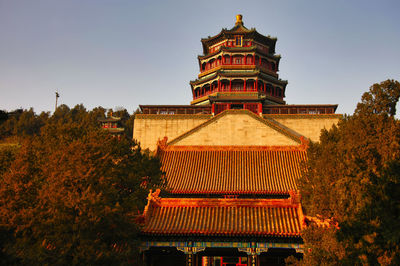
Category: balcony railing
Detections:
[{"x1": 199, "y1": 63, "x2": 277, "y2": 78}]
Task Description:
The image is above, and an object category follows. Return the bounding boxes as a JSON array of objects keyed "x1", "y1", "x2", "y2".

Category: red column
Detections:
[
  {"x1": 264, "y1": 83, "x2": 266, "y2": 93},
  {"x1": 258, "y1": 103, "x2": 262, "y2": 116},
  {"x1": 253, "y1": 55, "x2": 255, "y2": 65},
  {"x1": 243, "y1": 80, "x2": 246, "y2": 91},
  {"x1": 229, "y1": 79, "x2": 232, "y2": 92},
  {"x1": 212, "y1": 103, "x2": 215, "y2": 115},
  {"x1": 255, "y1": 79, "x2": 258, "y2": 92}
]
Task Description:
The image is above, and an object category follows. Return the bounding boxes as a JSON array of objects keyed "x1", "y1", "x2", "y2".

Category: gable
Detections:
[
  {"x1": 169, "y1": 110, "x2": 301, "y2": 146},
  {"x1": 265, "y1": 114, "x2": 341, "y2": 142},
  {"x1": 133, "y1": 114, "x2": 211, "y2": 151}
]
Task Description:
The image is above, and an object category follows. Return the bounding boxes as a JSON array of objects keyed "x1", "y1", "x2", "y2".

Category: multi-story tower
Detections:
[
  {"x1": 134, "y1": 15, "x2": 341, "y2": 265},
  {"x1": 191, "y1": 15, "x2": 287, "y2": 115}
]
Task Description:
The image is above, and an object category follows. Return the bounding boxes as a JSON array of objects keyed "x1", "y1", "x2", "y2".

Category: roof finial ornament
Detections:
[{"x1": 235, "y1": 14, "x2": 243, "y2": 26}]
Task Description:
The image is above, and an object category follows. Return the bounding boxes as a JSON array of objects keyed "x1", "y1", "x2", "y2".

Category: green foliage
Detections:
[
  {"x1": 0, "y1": 108, "x2": 48, "y2": 139},
  {"x1": 0, "y1": 105, "x2": 162, "y2": 265},
  {"x1": 0, "y1": 110, "x2": 7, "y2": 122},
  {"x1": 299, "y1": 80, "x2": 400, "y2": 265},
  {"x1": 356, "y1": 80, "x2": 400, "y2": 117},
  {"x1": 112, "y1": 108, "x2": 133, "y2": 138},
  {"x1": 0, "y1": 144, "x2": 19, "y2": 176},
  {"x1": 0, "y1": 105, "x2": 140, "y2": 140}
]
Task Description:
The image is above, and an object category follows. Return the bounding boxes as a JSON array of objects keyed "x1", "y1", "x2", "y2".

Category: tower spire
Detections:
[{"x1": 235, "y1": 14, "x2": 243, "y2": 26}]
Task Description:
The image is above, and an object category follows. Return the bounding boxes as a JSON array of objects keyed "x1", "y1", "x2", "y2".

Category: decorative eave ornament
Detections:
[{"x1": 235, "y1": 14, "x2": 243, "y2": 26}]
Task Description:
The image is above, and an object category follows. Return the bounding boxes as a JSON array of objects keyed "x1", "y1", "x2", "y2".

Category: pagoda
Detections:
[
  {"x1": 98, "y1": 115, "x2": 124, "y2": 138},
  {"x1": 134, "y1": 15, "x2": 341, "y2": 266},
  {"x1": 191, "y1": 14, "x2": 286, "y2": 115}
]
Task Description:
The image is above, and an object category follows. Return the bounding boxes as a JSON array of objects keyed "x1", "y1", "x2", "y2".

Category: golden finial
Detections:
[{"x1": 235, "y1": 14, "x2": 243, "y2": 25}]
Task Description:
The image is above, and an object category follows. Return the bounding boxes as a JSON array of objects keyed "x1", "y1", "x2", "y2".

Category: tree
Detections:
[
  {"x1": 0, "y1": 108, "x2": 48, "y2": 140},
  {"x1": 298, "y1": 80, "x2": 400, "y2": 265},
  {"x1": 0, "y1": 110, "x2": 7, "y2": 123},
  {"x1": 0, "y1": 106, "x2": 163, "y2": 264}
]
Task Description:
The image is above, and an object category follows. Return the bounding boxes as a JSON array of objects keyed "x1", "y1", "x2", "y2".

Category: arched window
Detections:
[
  {"x1": 232, "y1": 80, "x2": 243, "y2": 91},
  {"x1": 211, "y1": 81, "x2": 218, "y2": 92},
  {"x1": 224, "y1": 55, "x2": 230, "y2": 64},
  {"x1": 233, "y1": 55, "x2": 243, "y2": 64},
  {"x1": 276, "y1": 88, "x2": 282, "y2": 97},
  {"x1": 217, "y1": 56, "x2": 222, "y2": 66},
  {"x1": 258, "y1": 81, "x2": 264, "y2": 92},
  {"x1": 261, "y1": 58, "x2": 268, "y2": 68},
  {"x1": 266, "y1": 84, "x2": 272, "y2": 95},
  {"x1": 246, "y1": 80, "x2": 255, "y2": 91},
  {"x1": 210, "y1": 59, "x2": 215, "y2": 68},
  {"x1": 246, "y1": 55, "x2": 252, "y2": 64}
]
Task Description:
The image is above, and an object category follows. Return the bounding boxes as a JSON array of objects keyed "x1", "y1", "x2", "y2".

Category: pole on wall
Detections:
[{"x1": 55, "y1": 91, "x2": 60, "y2": 112}]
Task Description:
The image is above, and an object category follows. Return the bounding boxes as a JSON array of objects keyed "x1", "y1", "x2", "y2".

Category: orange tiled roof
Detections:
[
  {"x1": 142, "y1": 193, "x2": 303, "y2": 237},
  {"x1": 159, "y1": 145, "x2": 307, "y2": 195}
]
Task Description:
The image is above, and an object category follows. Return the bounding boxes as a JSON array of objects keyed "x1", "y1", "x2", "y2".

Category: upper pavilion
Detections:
[
  {"x1": 191, "y1": 14, "x2": 287, "y2": 112},
  {"x1": 139, "y1": 15, "x2": 337, "y2": 117}
]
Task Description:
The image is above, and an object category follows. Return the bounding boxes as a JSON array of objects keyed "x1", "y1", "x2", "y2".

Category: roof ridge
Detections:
[
  {"x1": 264, "y1": 116, "x2": 304, "y2": 139},
  {"x1": 162, "y1": 145, "x2": 306, "y2": 152},
  {"x1": 145, "y1": 192, "x2": 301, "y2": 208}
]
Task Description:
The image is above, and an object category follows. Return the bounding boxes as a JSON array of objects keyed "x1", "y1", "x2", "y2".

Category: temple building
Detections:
[
  {"x1": 134, "y1": 15, "x2": 341, "y2": 266},
  {"x1": 98, "y1": 115, "x2": 124, "y2": 138}
]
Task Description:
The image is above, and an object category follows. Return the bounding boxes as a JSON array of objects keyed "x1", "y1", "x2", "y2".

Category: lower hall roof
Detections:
[{"x1": 141, "y1": 190, "x2": 303, "y2": 238}]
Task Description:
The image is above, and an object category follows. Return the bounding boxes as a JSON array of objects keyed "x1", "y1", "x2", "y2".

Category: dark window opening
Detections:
[
  {"x1": 231, "y1": 104, "x2": 243, "y2": 109},
  {"x1": 235, "y1": 36, "x2": 242, "y2": 46}
]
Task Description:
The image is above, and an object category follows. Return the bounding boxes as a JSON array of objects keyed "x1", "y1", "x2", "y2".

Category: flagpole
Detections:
[{"x1": 55, "y1": 91, "x2": 60, "y2": 112}]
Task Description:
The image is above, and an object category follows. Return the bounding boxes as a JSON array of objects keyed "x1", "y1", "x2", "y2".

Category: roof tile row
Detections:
[
  {"x1": 160, "y1": 147, "x2": 307, "y2": 195},
  {"x1": 142, "y1": 196, "x2": 303, "y2": 237}
]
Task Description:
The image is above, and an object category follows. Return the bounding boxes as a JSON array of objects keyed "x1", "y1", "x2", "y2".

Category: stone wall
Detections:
[
  {"x1": 266, "y1": 114, "x2": 341, "y2": 143},
  {"x1": 171, "y1": 113, "x2": 299, "y2": 146},
  {"x1": 133, "y1": 114, "x2": 211, "y2": 151},
  {"x1": 134, "y1": 113, "x2": 341, "y2": 151}
]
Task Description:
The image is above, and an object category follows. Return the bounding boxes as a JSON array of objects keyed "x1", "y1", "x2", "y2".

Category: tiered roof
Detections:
[
  {"x1": 142, "y1": 190, "x2": 303, "y2": 237},
  {"x1": 97, "y1": 116, "x2": 121, "y2": 123},
  {"x1": 200, "y1": 15, "x2": 277, "y2": 55},
  {"x1": 198, "y1": 46, "x2": 281, "y2": 60},
  {"x1": 190, "y1": 14, "x2": 288, "y2": 107},
  {"x1": 190, "y1": 69, "x2": 283, "y2": 86}
]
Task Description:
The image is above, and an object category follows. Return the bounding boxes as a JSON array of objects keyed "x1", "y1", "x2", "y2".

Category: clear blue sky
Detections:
[{"x1": 1, "y1": 0, "x2": 399, "y2": 115}]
